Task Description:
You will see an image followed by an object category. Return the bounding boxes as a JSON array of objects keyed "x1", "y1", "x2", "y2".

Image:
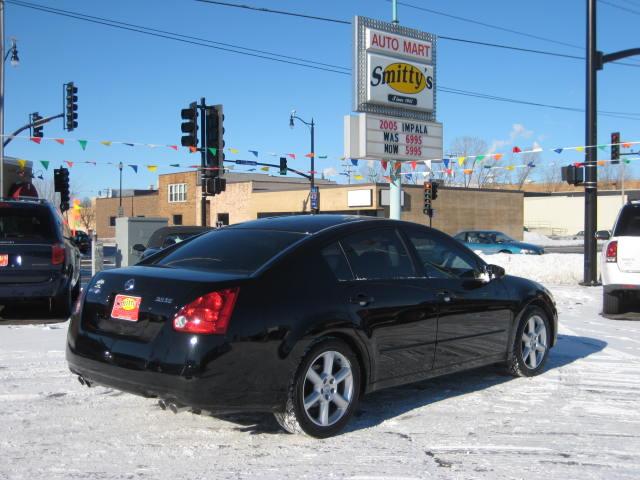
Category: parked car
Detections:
[
  {"x1": 133, "y1": 226, "x2": 212, "y2": 260},
  {"x1": 72, "y1": 230, "x2": 91, "y2": 254},
  {"x1": 67, "y1": 215, "x2": 557, "y2": 438},
  {"x1": 454, "y1": 230, "x2": 544, "y2": 255},
  {"x1": 598, "y1": 200, "x2": 640, "y2": 314},
  {"x1": 0, "y1": 198, "x2": 81, "y2": 316}
]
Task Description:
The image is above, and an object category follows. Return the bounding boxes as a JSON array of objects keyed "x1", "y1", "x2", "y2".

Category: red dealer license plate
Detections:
[
  {"x1": 111, "y1": 294, "x2": 142, "y2": 322},
  {"x1": 0, "y1": 255, "x2": 8, "y2": 267}
]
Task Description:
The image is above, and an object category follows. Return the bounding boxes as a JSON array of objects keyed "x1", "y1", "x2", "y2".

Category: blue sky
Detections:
[{"x1": 5, "y1": 0, "x2": 639, "y2": 197}]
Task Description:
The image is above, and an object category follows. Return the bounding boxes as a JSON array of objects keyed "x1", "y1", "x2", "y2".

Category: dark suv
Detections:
[{"x1": 0, "y1": 198, "x2": 81, "y2": 317}]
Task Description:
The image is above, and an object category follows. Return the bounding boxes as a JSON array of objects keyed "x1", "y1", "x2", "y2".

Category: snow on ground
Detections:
[
  {"x1": 523, "y1": 231, "x2": 585, "y2": 246},
  {"x1": 479, "y1": 252, "x2": 588, "y2": 285},
  {"x1": 1, "y1": 285, "x2": 640, "y2": 480}
]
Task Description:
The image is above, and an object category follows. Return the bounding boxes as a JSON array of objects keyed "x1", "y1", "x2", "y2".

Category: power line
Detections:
[
  {"x1": 599, "y1": 0, "x2": 640, "y2": 15},
  {"x1": 7, "y1": 0, "x2": 350, "y2": 75},
  {"x1": 9, "y1": 0, "x2": 640, "y2": 121},
  {"x1": 195, "y1": 0, "x2": 350, "y2": 24}
]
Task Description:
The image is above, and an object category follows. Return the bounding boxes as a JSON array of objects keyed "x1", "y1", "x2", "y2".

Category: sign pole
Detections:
[{"x1": 389, "y1": 0, "x2": 402, "y2": 220}]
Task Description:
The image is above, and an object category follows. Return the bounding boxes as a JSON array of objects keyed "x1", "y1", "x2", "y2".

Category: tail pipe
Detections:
[
  {"x1": 168, "y1": 402, "x2": 189, "y2": 414},
  {"x1": 77, "y1": 375, "x2": 92, "y2": 388}
]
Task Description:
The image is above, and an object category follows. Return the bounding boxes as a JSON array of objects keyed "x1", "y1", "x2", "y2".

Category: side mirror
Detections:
[
  {"x1": 595, "y1": 230, "x2": 611, "y2": 241},
  {"x1": 486, "y1": 264, "x2": 506, "y2": 280},
  {"x1": 132, "y1": 243, "x2": 146, "y2": 253}
]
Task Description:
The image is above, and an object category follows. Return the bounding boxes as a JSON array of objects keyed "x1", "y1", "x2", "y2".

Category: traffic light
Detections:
[
  {"x1": 423, "y1": 181, "x2": 432, "y2": 212},
  {"x1": 611, "y1": 131, "x2": 620, "y2": 164},
  {"x1": 431, "y1": 180, "x2": 439, "y2": 200},
  {"x1": 30, "y1": 112, "x2": 44, "y2": 138},
  {"x1": 54, "y1": 167, "x2": 70, "y2": 212},
  {"x1": 279, "y1": 157, "x2": 287, "y2": 175},
  {"x1": 561, "y1": 165, "x2": 584, "y2": 186},
  {"x1": 181, "y1": 102, "x2": 198, "y2": 147},
  {"x1": 205, "y1": 177, "x2": 227, "y2": 195},
  {"x1": 205, "y1": 104, "x2": 224, "y2": 174},
  {"x1": 64, "y1": 82, "x2": 78, "y2": 131}
]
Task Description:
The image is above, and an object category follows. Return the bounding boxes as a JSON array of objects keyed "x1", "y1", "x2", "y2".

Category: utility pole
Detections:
[
  {"x1": 0, "y1": 0, "x2": 5, "y2": 197},
  {"x1": 388, "y1": 0, "x2": 402, "y2": 220}
]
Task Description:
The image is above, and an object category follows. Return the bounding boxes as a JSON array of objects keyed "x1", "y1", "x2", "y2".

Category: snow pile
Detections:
[
  {"x1": 479, "y1": 252, "x2": 587, "y2": 285},
  {"x1": 524, "y1": 231, "x2": 584, "y2": 246}
]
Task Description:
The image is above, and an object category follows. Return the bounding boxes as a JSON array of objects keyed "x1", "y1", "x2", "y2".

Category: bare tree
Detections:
[
  {"x1": 511, "y1": 151, "x2": 540, "y2": 190},
  {"x1": 539, "y1": 161, "x2": 562, "y2": 192},
  {"x1": 448, "y1": 136, "x2": 492, "y2": 188},
  {"x1": 78, "y1": 198, "x2": 96, "y2": 232}
]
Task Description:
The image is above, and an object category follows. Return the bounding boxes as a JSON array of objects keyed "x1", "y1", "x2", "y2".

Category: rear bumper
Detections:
[
  {"x1": 604, "y1": 284, "x2": 640, "y2": 294},
  {"x1": 0, "y1": 276, "x2": 68, "y2": 301}
]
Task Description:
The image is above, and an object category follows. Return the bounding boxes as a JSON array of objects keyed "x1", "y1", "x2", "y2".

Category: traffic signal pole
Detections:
[
  {"x1": 388, "y1": 0, "x2": 402, "y2": 221},
  {"x1": 200, "y1": 97, "x2": 207, "y2": 227}
]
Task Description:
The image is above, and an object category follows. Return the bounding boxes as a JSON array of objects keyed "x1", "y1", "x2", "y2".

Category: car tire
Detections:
[
  {"x1": 506, "y1": 306, "x2": 551, "y2": 377},
  {"x1": 274, "y1": 338, "x2": 361, "y2": 438},
  {"x1": 499, "y1": 250, "x2": 512, "y2": 254},
  {"x1": 52, "y1": 284, "x2": 73, "y2": 319},
  {"x1": 603, "y1": 291, "x2": 621, "y2": 315}
]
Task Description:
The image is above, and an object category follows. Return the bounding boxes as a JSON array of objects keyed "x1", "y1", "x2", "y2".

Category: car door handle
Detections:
[
  {"x1": 437, "y1": 291, "x2": 455, "y2": 303},
  {"x1": 350, "y1": 293, "x2": 374, "y2": 307}
]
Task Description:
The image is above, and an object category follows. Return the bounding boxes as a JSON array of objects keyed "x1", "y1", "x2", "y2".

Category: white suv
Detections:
[{"x1": 599, "y1": 200, "x2": 640, "y2": 314}]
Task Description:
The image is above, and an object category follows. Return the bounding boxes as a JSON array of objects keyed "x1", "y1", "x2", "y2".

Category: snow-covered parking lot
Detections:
[{"x1": 1, "y1": 284, "x2": 639, "y2": 480}]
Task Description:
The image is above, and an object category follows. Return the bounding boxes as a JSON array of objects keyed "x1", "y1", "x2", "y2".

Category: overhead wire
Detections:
[{"x1": 8, "y1": 0, "x2": 640, "y2": 120}]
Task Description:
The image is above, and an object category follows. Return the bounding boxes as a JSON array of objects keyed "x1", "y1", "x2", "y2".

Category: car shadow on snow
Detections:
[{"x1": 207, "y1": 334, "x2": 607, "y2": 436}]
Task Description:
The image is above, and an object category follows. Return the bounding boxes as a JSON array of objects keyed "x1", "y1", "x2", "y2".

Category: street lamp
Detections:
[
  {"x1": 289, "y1": 110, "x2": 317, "y2": 213},
  {"x1": 118, "y1": 162, "x2": 124, "y2": 217}
]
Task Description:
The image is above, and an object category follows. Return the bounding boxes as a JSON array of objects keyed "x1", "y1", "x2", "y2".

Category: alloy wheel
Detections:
[
  {"x1": 521, "y1": 315, "x2": 548, "y2": 369},
  {"x1": 302, "y1": 350, "x2": 354, "y2": 427}
]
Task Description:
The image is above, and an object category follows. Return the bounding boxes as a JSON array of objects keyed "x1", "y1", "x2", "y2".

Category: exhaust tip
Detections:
[
  {"x1": 158, "y1": 399, "x2": 168, "y2": 411},
  {"x1": 77, "y1": 376, "x2": 85, "y2": 386},
  {"x1": 168, "y1": 402, "x2": 188, "y2": 414}
]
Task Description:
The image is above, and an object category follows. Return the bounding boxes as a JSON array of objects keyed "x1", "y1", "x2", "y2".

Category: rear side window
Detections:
[
  {"x1": 614, "y1": 204, "x2": 640, "y2": 236},
  {"x1": 321, "y1": 243, "x2": 353, "y2": 281},
  {"x1": 151, "y1": 228, "x2": 306, "y2": 274},
  {"x1": 340, "y1": 228, "x2": 415, "y2": 280},
  {"x1": 0, "y1": 206, "x2": 55, "y2": 241}
]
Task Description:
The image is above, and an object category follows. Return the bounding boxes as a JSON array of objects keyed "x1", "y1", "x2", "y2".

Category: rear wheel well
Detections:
[{"x1": 317, "y1": 332, "x2": 368, "y2": 396}]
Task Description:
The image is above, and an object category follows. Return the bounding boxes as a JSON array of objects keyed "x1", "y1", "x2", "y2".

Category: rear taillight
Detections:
[
  {"x1": 173, "y1": 288, "x2": 239, "y2": 335},
  {"x1": 606, "y1": 241, "x2": 618, "y2": 263},
  {"x1": 51, "y1": 244, "x2": 65, "y2": 265}
]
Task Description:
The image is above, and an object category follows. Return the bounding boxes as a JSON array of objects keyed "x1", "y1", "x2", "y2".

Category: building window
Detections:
[
  {"x1": 168, "y1": 183, "x2": 187, "y2": 203},
  {"x1": 109, "y1": 216, "x2": 116, "y2": 227},
  {"x1": 173, "y1": 214, "x2": 183, "y2": 225},
  {"x1": 217, "y1": 213, "x2": 229, "y2": 226}
]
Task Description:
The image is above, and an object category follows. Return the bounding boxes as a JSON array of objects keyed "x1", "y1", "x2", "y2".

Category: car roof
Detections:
[{"x1": 229, "y1": 214, "x2": 385, "y2": 234}]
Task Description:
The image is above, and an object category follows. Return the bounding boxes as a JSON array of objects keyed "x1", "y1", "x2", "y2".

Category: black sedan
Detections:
[{"x1": 67, "y1": 215, "x2": 557, "y2": 438}]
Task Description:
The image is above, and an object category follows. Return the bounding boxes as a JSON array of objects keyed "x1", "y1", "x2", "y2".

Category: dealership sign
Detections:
[
  {"x1": 344, "y1": 113, "x2": 443, "y2": 162},
  {"x1": 353, "y1": 16, "x2": 437, "y2": 120}
]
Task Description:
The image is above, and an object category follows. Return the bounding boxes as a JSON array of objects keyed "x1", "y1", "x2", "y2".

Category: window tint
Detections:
[
  {"x1": 0, "y1": 206, "x2": 55, "y2": 240},
  {"x1": 467, "y1": 232, "x2": 495, "y2": 244},
  {"x1": 151, "y1": 228, "x2": 306, "y2": 274},
  {"x1": 321, "y1": 243, "x2": 353, "y2": 281},
  {"x1": 406, "y1": 229, "x2": 480, "y2": 279},
  {"x1": 614, "y1": 204, "x2": 640, "y2": 236},
  {"x1": 340, "y1": 228, "x2": 414, "y2": 280}
]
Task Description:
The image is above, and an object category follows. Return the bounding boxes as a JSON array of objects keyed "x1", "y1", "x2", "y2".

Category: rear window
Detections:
[
  {"x1": 614, "y1": 204, "x2": 640, "y2": 237},
  {"x1": 0, "y1": 206, "x2": 56, "y2": 241},
  {"x1": 150, "y1": 228, "x2": 306, "y2": 273}
]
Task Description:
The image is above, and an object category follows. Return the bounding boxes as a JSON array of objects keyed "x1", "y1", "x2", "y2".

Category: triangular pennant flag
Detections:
[
  {"x1": 532, "y1": 147, "x2": 543, "y2": 153},
  {"x1": 100, "y1": 140, "x2": 112, "y2": 146},
  {"x1": 208, "y1": 147, "x2": 217, "y2": 156},
  {"x1": 287, "y1": 153, "x2": 296, "y2": 159},
  {"x1": 17, "y1": 159, "x2": 27, "y2": 169},
  {"x1": 463, "y1": 169, "x2": 473, "y2": 175},
  {"x1": 573, "y1": 162, "x2": 584, "y2": 167},
  {"x1": 169, "y1": 164, "x2": 180, "y2": 167},
  {"x1": 405, "y1": 174, "x2": 412, "y2": 182},
  {"x1": 249, "y1": 150, "x2": 259, "y2": 157},
  {"x1": 168, "y1": 145, "x2": 178, "y2": 150},
  {"x1": 40, "y1": 160, "x2": 50, "y2": 170},
  {"x1": 124, "y1": 143, "x2": 135, "y2": 147},
  {"x1": 189, "y1": 146, "x2": 198, "y2": 153},
  {"x1": 260, "y1": 166, "x2": 269, "y2": 172},
  {"x1": 484, "y1": 165, "x2": 492, "y2": 169},
  {"x1": 84, "y1": 161, "x2": 96, "y2": 165},
  {"x1": 410, "y1": 161, "x2": 417, "y2": 170},
  {"x1": 597, "y1": 160, "x2": 606, "y2": 166},
  {"x1": 383, "y1": 175, "x2": 391, "y2": 182},
  {"x1": 443, "y1": 158, "x2": 450, "y2": 168},
  {"x1": 623, "y1": 142, "x2": 632, "y2": 148},
  {"x1": 317, "y1": 155, "x2": 328, "y2": 159},
  {"x1": 305, "y1": 153, "x2": 315, "y2": 158},
  {"x1": 457, "y1": 156, "x2": 465, "y2": 166},
  {"x1": 55, "y1": 138, "x2": 65, "y2": 145},
  {"x1": 624, "y1": 159, "x2": 631, "y2": 164},
  {"x1": 228, "y1": 148, "x2": 239, "y2": 154},
  {"x1": 554, "y1": 148, "x2": 563, "y2": 154},
  {"x1": 477, "y1": 155, "x2": 485, "y2": 161},
  {"x1": 30, "y1": 137, "x2": 42, "y2": 144},
  {"x1": 575, "y1": 146, "x2": 585, "y2": 153},
  {"x1": 351, "y1": 159, "x2": 358, "y2": 166},
  {"x1": 65, "y1": 161, "x2": 74, "y2": 167},
  {"x1": 505, "y1": 165, "x2": 515, "y2": 171},
  {"x1": 597, "y1": 145, "x2": 606, "y2": 151},
  {"x1": 129, "y1": 165, "x2": 138, "y2": 173},
  {"x1": 381, "y1": 160, "x2": 388, "y2": 171},
  {"x1": 395, "y1": 162, "x2": 402, "y2": 172},
  {"x1": 147, "y1": 165, "x2": 158, "y2": 172},
  {"x1": 512, "y1": 146, "x2": 522, "y2": 153},
  {"x1": 527, "y1": 162, "x2": 536, "y2": 168},
  {"x1": 354, "y1": 174, "x2": 364, "y2": 180},
  {"x1": 494, "y1": 153, "x2": 503, "y2": 161},
  {"x1": 78, "y1": 140, "x2": 88, "y2": 150}
]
